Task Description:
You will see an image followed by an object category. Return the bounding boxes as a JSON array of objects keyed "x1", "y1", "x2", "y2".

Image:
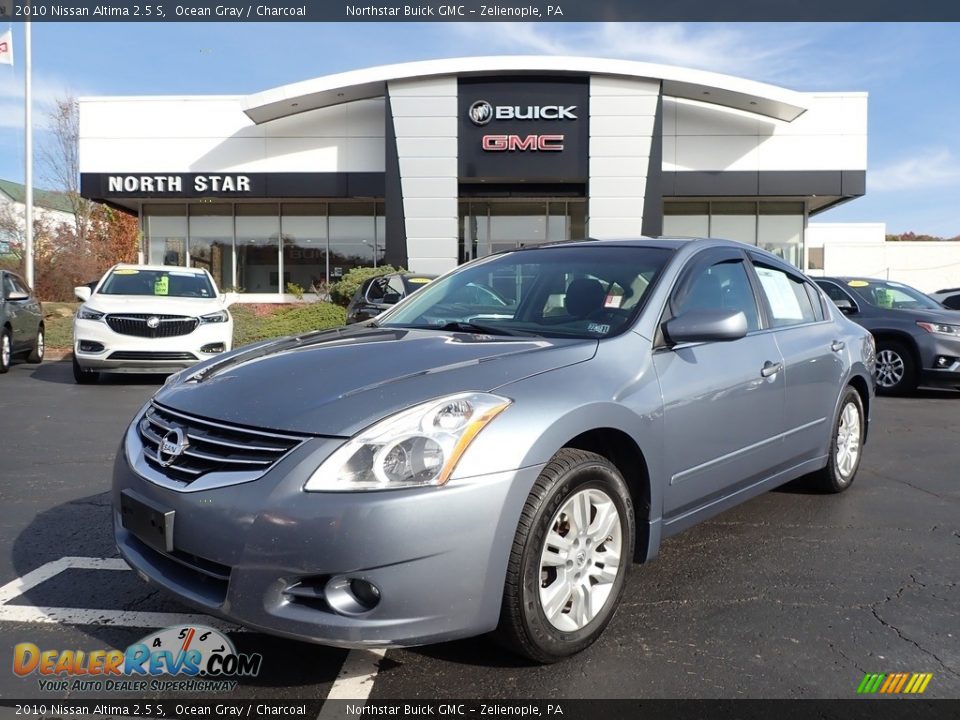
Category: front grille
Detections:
[
  {"x1": 107, "y1": 314, "x2": 198, "y2": 338},
  {"x1": 127, "y1": 534, "x2": 230, "y2": 606},
  {"x1": 138, "y1": 402, "x2": 307, "y2": 484},
  {"x1": 109, "y1": 351, "x2": 197, "y2": 361}
]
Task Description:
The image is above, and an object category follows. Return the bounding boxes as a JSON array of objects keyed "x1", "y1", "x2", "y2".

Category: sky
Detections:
[{"x1": 1, "y1": 21, "x2": 959, "y2": 236}]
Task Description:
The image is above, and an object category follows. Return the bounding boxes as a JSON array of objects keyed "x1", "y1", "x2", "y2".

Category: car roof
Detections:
[{"x1": 109, "y1": 264, "x2": 208, "y2": 275}]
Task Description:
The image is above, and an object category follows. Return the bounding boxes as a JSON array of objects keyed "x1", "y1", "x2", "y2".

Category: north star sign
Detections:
[{"x1": 107, "y1": 175, "x2": 252, "y2": 193}]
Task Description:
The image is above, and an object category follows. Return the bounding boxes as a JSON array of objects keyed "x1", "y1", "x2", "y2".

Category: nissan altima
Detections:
[{"x1": 113, "y1": 238, "x2": 875, "y2": 663}]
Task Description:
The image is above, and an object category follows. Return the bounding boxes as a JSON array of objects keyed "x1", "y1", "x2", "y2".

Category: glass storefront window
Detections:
[
  {"x1": 188, "y1": 204, "x2": 233, "y2": 291},
  {"x1": 144, "y1": 205, "x2": 187, "y2": 266},
  {"x1": 663, "y1": 200, "x2": 806, "y2": 269},
  {"x1": 282, "y1": 203, "x2": 328, "y2": 292},
  {"x1": 329, "y1": 202, "x2": 380, "y2": 280},
  {"x1": 236, "y1": 204, "x2": 280, "y2": 293},
  {"x1": 459, "y1": 199, "x2": 586, "y2": 262}
]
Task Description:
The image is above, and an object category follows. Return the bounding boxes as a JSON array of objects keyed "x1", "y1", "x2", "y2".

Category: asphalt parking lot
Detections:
[{"x1": 0, "y1": 358, "x2": 957, "y2": 701}]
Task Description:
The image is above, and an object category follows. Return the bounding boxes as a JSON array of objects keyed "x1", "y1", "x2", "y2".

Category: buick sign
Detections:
[{"x1": 469, "y1": 100, "x2": 494, "y2": 126}]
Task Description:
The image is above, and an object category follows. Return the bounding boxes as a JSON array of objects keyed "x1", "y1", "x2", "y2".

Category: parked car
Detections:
[
  {"x1": 929, "y1": 287, "x2": 960, "y2": 310},
  {"x1": 113, "y1": 238, "x2": 874, "y2": 663},
  {"x1": 345, "y1": 272, "x2": 436, "y2": 324},
  {"x1": 73, "y1": 264, "x2": 233, "y2": 384},
  {"x1": 815, "y1": 276, "x2": 960, "y2": 394},
  {"x1": 0, "y1": 269, "x2": 44, "y2": 373}
]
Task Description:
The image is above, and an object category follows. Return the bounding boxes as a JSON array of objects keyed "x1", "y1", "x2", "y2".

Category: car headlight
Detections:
[
  {"x1": 199, "y1": 310, "x2": 230, "y2": 324},
  {"x1": 304, "y1": 392, "x2": 512, "y2": 492},
  {"x1": 917, "y1": 321, "x2": 960, "y2": 337},
  {"x1": 76, "y1": 305, "x2": 105, "y2": 321}
]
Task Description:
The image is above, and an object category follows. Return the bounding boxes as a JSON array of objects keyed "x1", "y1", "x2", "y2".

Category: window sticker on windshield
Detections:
[
  {"x1": 408, "y1": 277, "x2": 431, "y2": 284},
  {"x1": 113, "y1": 269, "x2": 139, "y2": 275},
  {"x1": 604, "y1": 295, "x2": 622, "y2": 308},
  {"x1": 755, "y1": 267, "x2": 803, "y2": 319},
  {"x1": 168, "y1": 270, "x2": 196, "y2": 277},
  {"x1": 847, "y1": 280, "x2": 869, "y2": 287},
  {"x1": 154, "y1": 276, "x2": 170, "y2": 295},
  {"x1": 587, "y1": 323, "x2": 611, "y2": 334}
]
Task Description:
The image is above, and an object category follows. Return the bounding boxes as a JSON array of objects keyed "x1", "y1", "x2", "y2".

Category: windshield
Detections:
[
  {"x1": 845, "y1": 279, "x2": 942, "y2": 311},
  {"x1": 99, "y1": 269, "x2": 216, "y2": 298},
  {"x1": 378, "y1": 245, "x2": 673, "y2": 339}
]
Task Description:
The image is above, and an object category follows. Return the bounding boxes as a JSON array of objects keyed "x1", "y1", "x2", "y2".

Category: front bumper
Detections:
[
  {"x1": 74, "y1": 318, "x2": 232, "y2": 373},
  {"x1": 112, "y1": 417, "x2": 540, "y2": 648},
  {"x1": 919, "y1": 335, "x2": 960, "y2": 388}
]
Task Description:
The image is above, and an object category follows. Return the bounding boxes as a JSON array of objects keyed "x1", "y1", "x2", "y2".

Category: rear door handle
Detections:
[
  {"x1": 831, "y1": 340, "x2": 846, "y2": 352},
  {"x1": 761, "y1": 360, "x2": 783, "y2": 378}
]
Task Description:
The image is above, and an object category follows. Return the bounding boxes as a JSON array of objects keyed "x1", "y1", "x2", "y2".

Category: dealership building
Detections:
[{"x1": 78, "y1": 56, "x2": 867, "y2": 301}]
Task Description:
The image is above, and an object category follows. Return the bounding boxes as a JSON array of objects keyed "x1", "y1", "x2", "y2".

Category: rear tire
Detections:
[
  {"x1": 810, "y1": 386, "x2": 865, "y2": 493},
  {"x1": 27, "y1": 325, "x2": 44, "y2": 363},
  {"x1": 874, "y1": 340, "x2": 917, "y2": 395},
  {"x1": 72, "y1": 354, "x2": 99, "y2": 384},
  {"x1": 496, "y1": 448, "x2": 634, "y2": 663}
]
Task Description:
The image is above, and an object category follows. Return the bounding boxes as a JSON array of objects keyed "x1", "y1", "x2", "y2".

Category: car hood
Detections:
[
  {"x1": 84, "y1": 295, "x2": 226, "y2": 317},
  {"x1": 154, "y1": 326, "x2": 597, "y2": 436}
]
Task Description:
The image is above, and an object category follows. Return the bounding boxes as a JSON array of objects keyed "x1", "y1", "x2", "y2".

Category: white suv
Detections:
[{"x1": 72, "y1": 265, "x2": 233, "y2": 384}]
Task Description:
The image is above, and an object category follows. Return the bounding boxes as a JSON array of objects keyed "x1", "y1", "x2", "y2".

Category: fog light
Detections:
[
  {"x1": 78, "y1": 340, "x2": 104, "y2": 353},
  {"x1": 324, "y1": 576, "x2": 381, "y2": 615},
  {"x1": 935, "y1": 355, "x2": 956, "y2": 368},
  {"x1": 201, "y1": 343, "x2": 226, "y2": 354}
]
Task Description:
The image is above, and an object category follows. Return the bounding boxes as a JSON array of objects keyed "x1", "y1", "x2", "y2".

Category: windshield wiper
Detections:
[{"x1": 438, "y1": 321, "x2": 541, "y2": 337}]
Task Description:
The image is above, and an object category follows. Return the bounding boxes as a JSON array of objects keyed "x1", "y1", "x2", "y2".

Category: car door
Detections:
[
  {"x1": 2, "y1": 273, "x2": 27, "y2": 351},
  {"x1": 653, "y1": 249, "x2": 786, "y2": 520},
  {"x1": 750, "y1": 257, "x2": 845, "y2": 465}
]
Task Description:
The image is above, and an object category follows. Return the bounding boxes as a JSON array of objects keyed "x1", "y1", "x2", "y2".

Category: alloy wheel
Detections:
[
  {"x1": 538, "y1": 488, "x2": 623, "y2": 631},
  {"x1": 37, "y1": 330, "x2": 44, "y2": 357},
  {"x1": 1, "y1": 334, "x2": 9, "y2": 368},
  {"x1": 835, "y1": 401, "x2": 861, "y2": 479},
  {"x1": 875, "y1": 349, "x2": 904, "y2": 388}
]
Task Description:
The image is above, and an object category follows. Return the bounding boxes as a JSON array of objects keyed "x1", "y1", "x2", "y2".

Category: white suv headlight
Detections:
[
  {"x1": 304, "y1": 392, "x2": 512, "y2": 492},
  {"x1": 199, "y1": 310, "x2": 230, "y2": 324},
  {"x1": 76, "y1": 305, "x2": 105, "y2": 321}
]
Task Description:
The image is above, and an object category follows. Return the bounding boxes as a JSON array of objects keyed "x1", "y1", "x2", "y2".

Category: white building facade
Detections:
[{"x1": 78, "y1": 56, "x2": 868, "y2": 301}]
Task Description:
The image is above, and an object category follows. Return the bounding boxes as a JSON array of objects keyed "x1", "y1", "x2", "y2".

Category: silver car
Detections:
[{"x1": 112, "y1": 238, "x2": 875, "y2": 662}]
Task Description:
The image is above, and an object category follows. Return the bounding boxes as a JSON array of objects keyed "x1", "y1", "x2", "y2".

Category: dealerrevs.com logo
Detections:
[{"x1": 13, "y1": 625, "x2": 262, "y2": 692}]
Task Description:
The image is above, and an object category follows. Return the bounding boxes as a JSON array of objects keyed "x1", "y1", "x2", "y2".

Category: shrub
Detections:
[
  {"x1": 232, "y1": 302, "x2": 346, "y2": 347},
  {"x1": 286, "y1": 282, "x2": 306, "y2": 301},
  {"x1": 329, "y1": 265, "x2": 401, "y2": 306}
]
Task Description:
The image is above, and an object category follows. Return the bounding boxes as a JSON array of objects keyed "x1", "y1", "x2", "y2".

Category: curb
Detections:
[{"x1": 45, "y1": 349, "x2": 73, "y2": 361}]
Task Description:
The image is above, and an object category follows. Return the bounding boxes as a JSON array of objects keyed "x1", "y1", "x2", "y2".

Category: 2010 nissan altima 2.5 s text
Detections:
[{"x1": 112, "y1": 238, "x2": 876, "y2": 663}]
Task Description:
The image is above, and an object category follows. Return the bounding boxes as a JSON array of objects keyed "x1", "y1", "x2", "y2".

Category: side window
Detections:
[
  {"x1": 753, "y1": 264, "x2": 817, "y2": 327},
  {"x1": 10, "y1": 275, "x2": 29, "y2": 295},
  {"x1": 817, "y1": 281, "x2": 855, "y2": 306},
  {"x1": 2, "y1": 275, "x2": 14, "y2": 298},
  {"x1": 387, "y1": 275, "x2": 406, "y2": 298},
  {"x1": 675, "y1": 260, "x2": 760, "y2": 331},
  {"x1": 365, "y1": 277, "x2": 387, "y2": 303},
  {"x1": 944, "y1": 294, "x2": 960, "y2": 310},
  {"x1": 803, "y1": 282, "x2": 825, "y2": 321}
]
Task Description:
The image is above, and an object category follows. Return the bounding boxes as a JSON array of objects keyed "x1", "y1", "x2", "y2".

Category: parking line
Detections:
[
  {"x1": 0, "y1": 557, "x2": 385, "y2": 703},
  {"x1": 0, "y1": 556, "x2": 242, "y2": 631}
]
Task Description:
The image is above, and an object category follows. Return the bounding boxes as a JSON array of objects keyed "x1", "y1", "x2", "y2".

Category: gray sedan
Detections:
[{"x1": 112, "y1": 238, "x2": 875, "y2": 662}]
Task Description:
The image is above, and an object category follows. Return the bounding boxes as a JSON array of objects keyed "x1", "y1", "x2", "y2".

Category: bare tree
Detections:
[{"x1": 39, "y1": 96, "x2": 93, "y2": 244}]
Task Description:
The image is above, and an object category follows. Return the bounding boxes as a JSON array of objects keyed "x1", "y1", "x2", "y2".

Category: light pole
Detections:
[{"x1": 24, "y1": 18, "x2": 34, "y2": 289}]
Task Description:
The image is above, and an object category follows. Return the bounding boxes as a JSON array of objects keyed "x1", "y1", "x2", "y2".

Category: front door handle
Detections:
[
  {"x1": 761, "y1": 360, "x2": 783, "y2": 378},
  {"x1": 831, "y1": 340, "x2": 846, "y2": 352}
]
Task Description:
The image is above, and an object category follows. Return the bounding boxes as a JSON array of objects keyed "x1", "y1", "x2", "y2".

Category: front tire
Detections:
[
  {"x1": 0, "y1": 327, "x2": 11, "y2": 373},
  {"x1": 497, "y1": 448, "x2": 634, "y2": 663},
  {"x1": 27, "y1": 325, "x2": 44, "y2": 363},
  {"x1": 874, "y1": 340, "x2": 916, "y2": 395},
  {"x1": 811, "y1": 386, "x2": 865, "y2": 493},
  {"x1": 72, "y1": 354, "x2": 99, "y2": 384}
]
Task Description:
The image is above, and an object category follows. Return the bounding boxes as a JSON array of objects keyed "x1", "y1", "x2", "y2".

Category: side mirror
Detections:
[
  {"x1": 75, "y1": 286, "x2": 92, "y2": 302},
  {"x1": 382, "y1": 291, "x2": 402, "y2": 305},
  {"x1": 6, "y1": 291, "x2": 29, "y2": 301},
  {"x1": 664, "y1": 309, "x2": 748, "y2": 345},
  {"x1": 833, "y1": 298, "x2": 855, "y2": 314}
]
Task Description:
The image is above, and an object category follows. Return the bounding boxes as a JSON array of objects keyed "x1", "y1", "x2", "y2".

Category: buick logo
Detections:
[
  {"x1": 146, "y1": 316, "x2": 160, "y2": 329},
  {"x1": 468, "y1": 100, "x2": 493, "y2": 126},
  {"x1": 157, "y1": 427, "x2": 189, "y2": 468}
]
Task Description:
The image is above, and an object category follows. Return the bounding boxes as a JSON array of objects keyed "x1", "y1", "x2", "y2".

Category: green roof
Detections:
[{"x1": 0, "y1": 179, "x2": 75, "y2": 215}]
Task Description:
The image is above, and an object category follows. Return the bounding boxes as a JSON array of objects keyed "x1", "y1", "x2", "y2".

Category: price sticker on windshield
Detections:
[{"x1": 154, "y1": 276, "x2": 170, "y2": 295}]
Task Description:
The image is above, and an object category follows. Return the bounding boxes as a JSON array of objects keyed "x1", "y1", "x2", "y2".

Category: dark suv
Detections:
[
  {"x1": 0, "y1": 269, "x2": 44, "y2": 373},
  {"x1": 815, "y1": 276, "x2": 960, "y2": 394},
  {"x1": 345, "y1": 272, "x2": 436, "y2": 324}
]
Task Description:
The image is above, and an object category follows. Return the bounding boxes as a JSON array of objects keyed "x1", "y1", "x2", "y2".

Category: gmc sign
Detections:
[{"x1": 482, "y1": 134, "x2": 565, "y2": 152}]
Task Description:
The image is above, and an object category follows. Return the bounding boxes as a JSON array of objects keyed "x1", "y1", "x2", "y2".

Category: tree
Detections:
[{"x1": 39, "y1": 97, "x2": 93, "y2": 244}]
